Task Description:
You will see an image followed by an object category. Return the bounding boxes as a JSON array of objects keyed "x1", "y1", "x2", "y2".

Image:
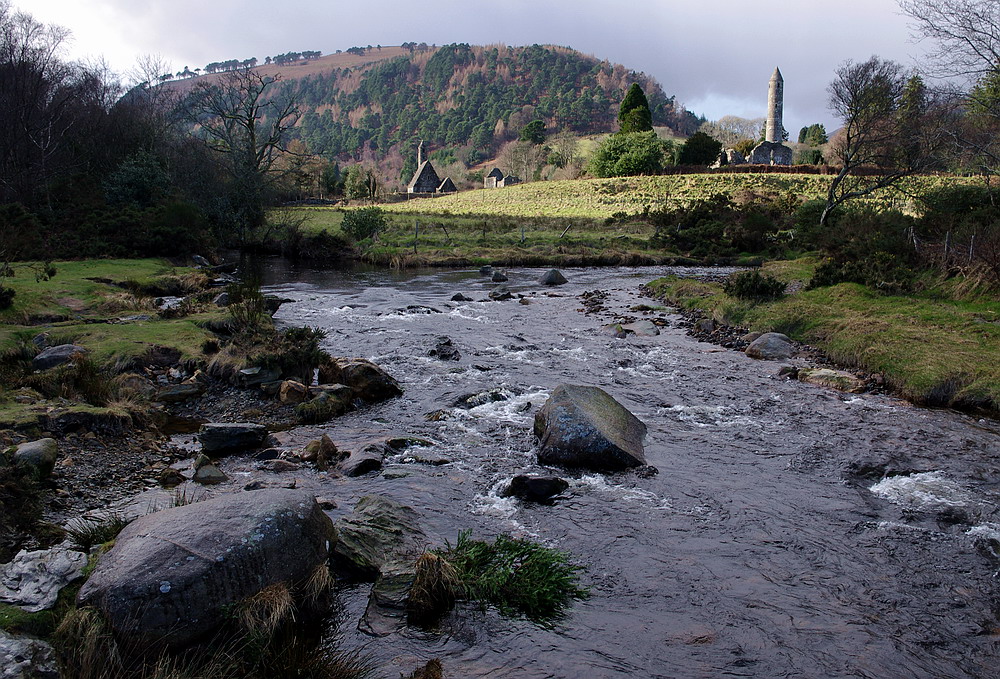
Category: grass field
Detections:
[
  {"x1": 646, "y1": 258, "x2": 1000, "y2": 412},
  {"x1": 286, "y1": 173, "x2": 978, "y2": 266}
]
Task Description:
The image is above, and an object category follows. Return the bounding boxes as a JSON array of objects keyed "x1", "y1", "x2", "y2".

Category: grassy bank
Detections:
[
  {"x1": 646, "y1": 258, "x2": 1000, "y2": 413},
  {"x1": 0, "y1": 259, "x2": 226, "y2": 429}
]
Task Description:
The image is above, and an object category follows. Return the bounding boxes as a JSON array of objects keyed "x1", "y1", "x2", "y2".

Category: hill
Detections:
[{"x1": 173, "y1": 44, "x2": 701, "y2": 184}]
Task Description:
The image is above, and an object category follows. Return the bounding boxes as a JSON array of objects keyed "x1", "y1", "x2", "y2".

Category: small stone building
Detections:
[{"x1": 484, "y1": 168, "x2": 520, "y2": 188}]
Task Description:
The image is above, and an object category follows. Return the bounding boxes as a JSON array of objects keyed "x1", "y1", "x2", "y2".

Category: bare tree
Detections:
[
  {"x1": 899, "y1": 0, "x2": 1000, "y2": 80},
  {"x1": 822, "y1": 56, "x2": 948, "y2": 225},
  {"x1": 699, "y1": 115, "x2": 765, "y2": 147},
  {"x1": 184, "y1": 66, "x2": 299, "y2": 245},
  {"x1": 900, "y1": 0, "x2": 1000, "y2": 175}
]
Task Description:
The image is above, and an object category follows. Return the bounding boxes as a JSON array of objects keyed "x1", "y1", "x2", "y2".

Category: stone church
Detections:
[{"x1": 406, "y1": 141, "x2": 457, "y2": 194}]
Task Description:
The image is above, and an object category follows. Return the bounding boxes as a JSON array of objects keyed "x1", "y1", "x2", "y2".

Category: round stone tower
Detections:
[{"x1": 765, "y1": 67, "x2": 784, "y2": 143}]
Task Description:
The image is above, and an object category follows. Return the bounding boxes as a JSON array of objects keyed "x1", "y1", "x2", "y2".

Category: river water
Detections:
[{"x1": 261, "y1": 262, "x2": 1000, "y2": 679}]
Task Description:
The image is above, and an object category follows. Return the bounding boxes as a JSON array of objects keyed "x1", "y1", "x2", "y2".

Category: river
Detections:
[{"x1": 260, "y1": 262, "x2": 1000, "y2": 679}]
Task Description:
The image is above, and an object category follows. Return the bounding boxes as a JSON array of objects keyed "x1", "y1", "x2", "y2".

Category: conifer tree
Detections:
[{"x1": 618, "y1": 84, "x2": 653, "y2": 133}]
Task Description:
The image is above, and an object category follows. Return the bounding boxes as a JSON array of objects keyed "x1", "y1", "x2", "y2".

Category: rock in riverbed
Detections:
[
  {"x1": 745, "y1": 332, "x2": 795, "y2": 360},
  {"x1": 77, "y1": 489, "x2": 335, "y2": 649},
  {"x1": 13, "y1": 439, "x2": 58, "y2": 479},
  {"x1": 502, "y1": 475, "x2": 569, "y2": 503},
  {"x1": 319, "y1": 358, "x2": 402, "y2": 403},
  {"x1": 198, "y1": 423, "x2": 268, "y2": 455},
  {"x1": 534, "y1": 384, "x2": 647, "y2": 471}
]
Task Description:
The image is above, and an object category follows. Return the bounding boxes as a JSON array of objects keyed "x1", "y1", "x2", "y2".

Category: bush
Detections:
[
  {"x1": 588, "y1": 131, "x2": 667, "y2": 178},
  {"x1": 723, "y1": 270, "x2": 786, "y2": 302},
  {"x1": 0, "y1": 285, "x2": 13, "y2": 310},
  {"x1": 341, "y1": 207, "x2": 386, "y2": 241}
]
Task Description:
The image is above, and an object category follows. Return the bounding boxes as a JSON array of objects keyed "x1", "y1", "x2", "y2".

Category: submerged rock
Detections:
[
  {"x1": 77, "y1": 489, "x2": 335, "y2": 649},
  {"x1": 745, "y1": 332, "x2": 795, "y2": 360},
  {"x1": 0, "y1": 547, "x2": 87, "y2": 613},
  {"x1": 534, "y1": 384, "x2": 647, "y2": 471},
  {"x1": 429, "y1": 337, "x2": 461, "y2": 361},
  {"x1": 339, "y1": 446, "x2": 385, "y2": 477},
  {"x1": 489, "y1": 285, "x2": 513, "y2": 301},
  {"x1": 501, "y1": 475, "x2": 569, "y2": 503},
  {"x1": 360, "y1": 560, "x2": 414, "y2": 637},
  {"x1": 491, "y1": 271, "x2": 508, "y2": 282},
  {"x1": 450, "y1": 293, "x2": 473, "y2": 302}
]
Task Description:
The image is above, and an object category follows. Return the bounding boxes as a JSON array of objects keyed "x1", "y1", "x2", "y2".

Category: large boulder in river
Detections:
[
  {"x1": 318, "y1": 358, "x2": 402, "y2": 403},
  {"x1": 197, "y1": 422, "x2": 268, "y2": 455},
  {"x1": 31, "y1": 344, "x2": 87, "y2": 371},
  {"x1": 534, "y1": 384, "x2": 647, "y2": 471},
  {"x1": 77, "y1": 489, "x2": 335, "y2": 649},
  {"x1": 745, "y1": 332, "x2": 795, "y2": 360},
  {"x1": 501, "y1": 475, "x2": 569, "y2": 503}
]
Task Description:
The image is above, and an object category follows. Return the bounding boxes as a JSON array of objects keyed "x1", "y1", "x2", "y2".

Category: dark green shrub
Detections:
[
  {"x1": 678, "y1": 131, "x2": 723, "y2": 165},
  {"x1": 341, "y1": 207, "x2": 386, "y2": 241},
  {"x1": 250, "y1": 327, "x2": 328, "y2": 382},
  {"x1": 724, "y1": 270, "x2": 786, "y2": 301}
]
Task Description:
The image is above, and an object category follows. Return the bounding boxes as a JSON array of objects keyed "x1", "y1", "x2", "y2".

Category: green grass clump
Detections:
[{"x1": 437, "y1": 531, "x2": 587, "y2": 624}]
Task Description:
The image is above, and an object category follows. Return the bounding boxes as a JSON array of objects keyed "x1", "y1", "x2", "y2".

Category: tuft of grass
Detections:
[
  {"x1": 65, "y1": 514, "x2": 132, "y2": 552},
  {"x1": 407, "y1": 553, "x2": 460, "y2": 626},
  {"x1": 234, "y1": 583, "x2": 295, "y2": 639},
  {"x1": 436, "y1": 531, "x2": 587, "y2": 624}
]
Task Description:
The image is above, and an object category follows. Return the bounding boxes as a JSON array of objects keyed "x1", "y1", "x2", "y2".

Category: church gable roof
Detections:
[{"x1": 407, "y1": 161, "x2": 441, "y2": 192}]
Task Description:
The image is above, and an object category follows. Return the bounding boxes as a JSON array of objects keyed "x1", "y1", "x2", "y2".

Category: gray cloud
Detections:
[{"x1": 26, "y1": 0, "x2": 928, "y2": 131}]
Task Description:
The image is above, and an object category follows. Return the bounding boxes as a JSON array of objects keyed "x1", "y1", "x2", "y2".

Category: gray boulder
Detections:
[
  {"x1": 450, "y1": 293, "x2": 473, "y2": 302},
  {"x1": 198, "y1": 423, "x2": 268, "y2": 455},
  {"x1": 331, "y1": 495, "x2": 427, "y2": 579},
  {"x1": 0, "y1": 548, "x2": 87, "y2": 613},
  {"x1": 745, "y1": 332, "x2": 795, "y2": 360},
  {"x1": 212, "y1": 292, "x2": 230, "y2": 307},
  {"x1": 318, "y1": 358, "x2": 402, "y2": 403},
  {"x1": 491, "y1": 271, "x2": 508, "y2": 282},
  {"x1": 237, "y1": 366, "x2": 281, "y2": 388},
  {"x1": 539, "y1": 269, "x2": 568, "y2": 286},
  {"x1": 0, "y1": 631, "x2": 58, "y2": 679},
  {"x1": 31, "y1": 344, "x2": 87, "y2": 371},
  {"x1": 77, "y1": 489, "x2": 335, "y2": 649},
  {"x1": 534, "y1": 384, "x2": 647, "y2": 471},
  {"x1": 12, "y1": 439, "x2": 58, "y2": 479},
  {"x1": 192, "y1": 463, "x2": 227, "y2": 485}
]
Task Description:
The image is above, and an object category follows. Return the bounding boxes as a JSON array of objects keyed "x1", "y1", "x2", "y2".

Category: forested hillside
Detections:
[{"x1": 278, "y1": 44, "x2": 700, "y2": 172}]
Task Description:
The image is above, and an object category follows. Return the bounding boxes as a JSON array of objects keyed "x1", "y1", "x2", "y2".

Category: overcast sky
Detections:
[{"x1": 22, "y1": 0, "x2": 930, "y2": 132}]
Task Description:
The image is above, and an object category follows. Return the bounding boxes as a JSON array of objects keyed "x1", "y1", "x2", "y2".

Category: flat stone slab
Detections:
[{"x1": 32, "y1": 344, "x2": 87, "y2": 371}]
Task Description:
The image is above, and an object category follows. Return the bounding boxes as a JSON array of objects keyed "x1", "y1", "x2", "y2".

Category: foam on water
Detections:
[
  {"x1": 574, "y1": 474, "x2": 671, "y2": 508},
  {"x1": 869, "y1": 471, "x2": 972, "y2": 511},
  {"x1": 657, "y1": 403, "x2": 780, "y2": 431}
]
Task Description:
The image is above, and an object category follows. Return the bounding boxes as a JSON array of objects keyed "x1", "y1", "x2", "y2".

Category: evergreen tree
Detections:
[{"x1": 618, "y1": 84, "x2": 653, "y2": 133}]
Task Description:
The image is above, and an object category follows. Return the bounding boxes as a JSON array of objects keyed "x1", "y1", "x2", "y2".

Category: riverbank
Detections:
[{"x1": 645, "y1": 257, "x2": 1000, "y2": 417}]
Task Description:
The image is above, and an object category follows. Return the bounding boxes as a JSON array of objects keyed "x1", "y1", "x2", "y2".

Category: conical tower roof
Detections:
[{"x1": 771, "y1": 67, "x2": 783, "y2": 82}]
